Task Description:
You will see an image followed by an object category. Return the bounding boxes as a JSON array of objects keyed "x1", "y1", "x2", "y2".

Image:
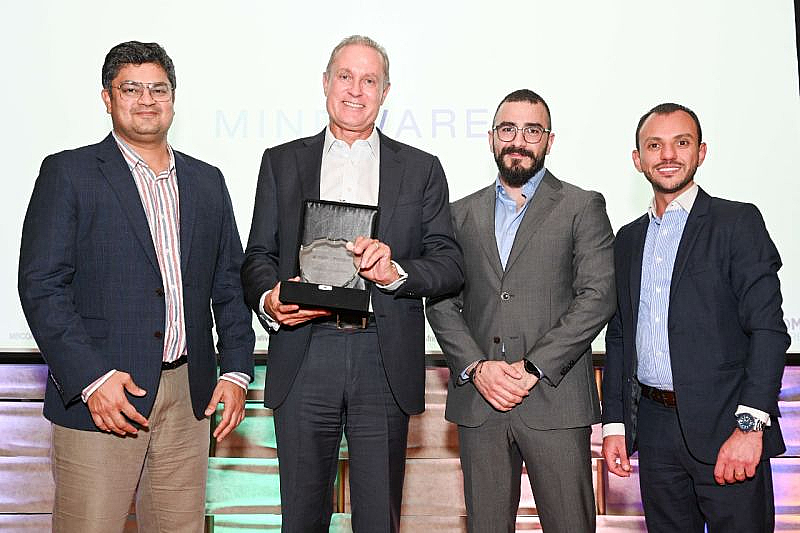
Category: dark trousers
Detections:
[
  {"x1": 637, "y1": 396, "x2": 775, "y2": 533},
  {"x1": 273, "y1": 323, "x2": 409, "y2": 533}
]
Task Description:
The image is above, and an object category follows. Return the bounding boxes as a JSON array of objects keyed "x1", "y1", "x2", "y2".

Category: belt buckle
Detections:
[{"x1": 335, "y1": 314, "x2": 367, "y2": 330}]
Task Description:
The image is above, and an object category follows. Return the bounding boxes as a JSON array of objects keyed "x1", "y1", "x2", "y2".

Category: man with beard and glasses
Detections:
[
  {"x1": 601, "y1": 103, "x2": 788, "y2": 533},
  {"x1": 426, "y1": 89, "x2": 615, "y2": 532}
]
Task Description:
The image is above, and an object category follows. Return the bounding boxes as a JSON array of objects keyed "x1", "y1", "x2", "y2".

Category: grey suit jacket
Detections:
[{"x1": 426, "y1": 171, "x2": 615, "y2": 429}]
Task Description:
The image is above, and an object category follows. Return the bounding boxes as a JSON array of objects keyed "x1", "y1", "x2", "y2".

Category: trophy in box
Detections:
[{"x1": 280, "y1": 200, "x2": 379, "y2": 312}]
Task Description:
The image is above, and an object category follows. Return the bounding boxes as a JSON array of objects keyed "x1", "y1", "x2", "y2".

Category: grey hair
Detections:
[{"x1": 325, "y1": 35, "x2": 390, "y2": 87}]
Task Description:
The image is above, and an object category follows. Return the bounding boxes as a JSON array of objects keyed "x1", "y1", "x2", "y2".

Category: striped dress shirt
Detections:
[{"x1": 80, "y1": 134, "x2": 249, "y2": 401}]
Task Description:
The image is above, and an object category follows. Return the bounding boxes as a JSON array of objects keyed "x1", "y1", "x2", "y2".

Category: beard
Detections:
[
  {"x1": 643, "y1": 163, "x2": 698, "y2": 195},
  {"x1": 494, "y1": 145, "x2": 545, "y2": 187}
]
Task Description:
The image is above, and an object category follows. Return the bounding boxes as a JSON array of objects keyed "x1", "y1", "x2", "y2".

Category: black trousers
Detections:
[
  {"x1": 637, "y1": 396, "x2": 775, "y2": 533},
  {"x1": 273, "y1": 323, "x2": 409, "y2": 533}
]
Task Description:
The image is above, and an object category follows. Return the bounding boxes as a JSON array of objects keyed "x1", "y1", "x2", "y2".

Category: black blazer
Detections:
[
  {"x1": 18, "y1": 134, "x2": 255, "y2": 431},
  {"x1": 602, "y1": 187, "x2": 789, "y2": 463},
  {"x1": 241, "y1": 129, "x2": 463, "y2": 415}
]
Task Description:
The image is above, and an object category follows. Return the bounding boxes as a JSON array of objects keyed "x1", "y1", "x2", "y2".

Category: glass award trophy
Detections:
[{"x1": 279, "y1": 200, "x2": 379, "y2": 312}]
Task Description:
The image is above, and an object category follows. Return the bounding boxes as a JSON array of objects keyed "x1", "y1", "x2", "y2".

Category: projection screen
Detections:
[{"x1": 3, "y1": 0, "x2": 798, "y2": 353}]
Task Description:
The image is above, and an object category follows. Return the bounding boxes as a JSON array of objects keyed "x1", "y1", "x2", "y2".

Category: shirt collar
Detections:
[
  {"x1": 323, "y1": 125, "x2": 380, "y2": 159},
  {"x1": 495, "y1": 166, "x2": 547, "y2": 205},
  {"x1": 112, "y1": 131, "x2": 175, "y2": 174},
  {"x1": 647, "y1": 182, "x2": 698, "y2": 220}
]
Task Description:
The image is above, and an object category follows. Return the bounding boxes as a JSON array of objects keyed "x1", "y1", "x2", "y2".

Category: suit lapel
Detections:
[
  {"x1": 503, "y1": 171, "x2": 562, "y2": 274},
  {"x1": 669, "y1": 187, "x2": 710, "y2": 300},
  {"x1": 627, "y1": 215, "x2": 649, "y2": 341},
  {"x1": 97, "y1": 134, "x2": 160, "y2": 274},
  {"x1": 471, "y1": 185, "x2": 503, "y2": 279},
  {"x1": 175, "y1": 152, "x2": 195, "y2": 273},
  {"x1": 296, "y1": 130, "x2": 325, "y2": 203},
  {"x1": 376, "y1": 131, "x2": 403, "y2": 240}
]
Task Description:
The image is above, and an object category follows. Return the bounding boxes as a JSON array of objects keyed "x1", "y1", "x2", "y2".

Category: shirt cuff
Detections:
[
  {"x1": 376, "y1": 261, "x2": 408, "y2": 291},
  {"x1": 219, "y1": 372, "x2": 251, "y2": 391},
  {"x1": 258, "y1": 290, "x2": 281, "y2": 331},
  {"x1": 735, "y1": 405, "x2": 771, "y2": 427},
  {"x1": 458, "y1": 360, "x2": 483, "y2": 385},
  {"x1": 602, "y1": 423, "x2": 626, "y2": 438},
  {"x1": 81, "y1": 369, "x2": 117, "y2": 403}
]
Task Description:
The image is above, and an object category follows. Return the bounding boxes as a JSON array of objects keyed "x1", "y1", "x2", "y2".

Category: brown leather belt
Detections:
[
  {"x1": 162, "y1": 354, "x2": 187, "y2": 370},
  {"x1": 639, "y1": 382, "x2": 676, "y2": 408}
]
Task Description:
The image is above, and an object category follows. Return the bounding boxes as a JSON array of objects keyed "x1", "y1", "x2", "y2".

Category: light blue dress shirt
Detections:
[
  {"x1": 494, "y1": 168, "x2": 546, "y2": 269},
  {"x1": 635, "y1": 190, "x2": 692, "y2": 390}
]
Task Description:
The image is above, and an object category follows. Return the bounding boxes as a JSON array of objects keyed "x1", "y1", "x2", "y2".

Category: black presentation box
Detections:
[{"x1": 280, "y1": 200, "x2": 379, "y2": 313}]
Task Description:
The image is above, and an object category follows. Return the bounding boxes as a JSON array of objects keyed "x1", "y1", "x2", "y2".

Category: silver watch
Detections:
[{"x1": 736, "y1": 412, "x2": 765, "y2": 432}]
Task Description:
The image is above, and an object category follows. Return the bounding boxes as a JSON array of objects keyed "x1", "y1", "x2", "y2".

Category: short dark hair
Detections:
[
  {"x1": 493, "y1": 89, "x2": 551, "y2": 129},
  {"x1": 635, "y1": 102, "x2": 702, "y2": 150},
  {"x1": 102, "y1": 41, "x2": 176, "y2": 91}
]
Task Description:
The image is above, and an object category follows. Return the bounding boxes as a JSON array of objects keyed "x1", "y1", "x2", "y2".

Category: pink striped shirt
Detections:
[
  {"x1": 78, "y1": 135, "x2": 249, "y2": 402},
  {"x1": 115, "y1": 134, "x2": 186, "y2": 363}
]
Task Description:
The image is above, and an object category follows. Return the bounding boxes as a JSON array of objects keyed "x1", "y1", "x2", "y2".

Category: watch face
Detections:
[{"x1": 737, "y1": 413, "x2": 755, "y2": 431}]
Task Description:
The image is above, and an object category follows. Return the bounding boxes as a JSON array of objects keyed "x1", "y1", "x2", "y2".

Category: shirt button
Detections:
[
  {"x1": 500, "y1": 291, "x2": 510, "y2": 301},
  {"x1": 655, "y1": 287, "x2": 662, "y2": 294},
  {"x1": 656, "y1": 257, "x2": 663, "y2": 263}
]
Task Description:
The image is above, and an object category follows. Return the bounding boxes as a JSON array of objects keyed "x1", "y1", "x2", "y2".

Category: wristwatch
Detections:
[
  {"x1": 523, "y1": 359, "x2": 541, "y2": 378},
  {"x1": 736, "y1": 412, "x2": 765, "y2": 432}
]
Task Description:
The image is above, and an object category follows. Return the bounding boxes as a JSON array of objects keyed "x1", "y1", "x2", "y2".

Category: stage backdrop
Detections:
[{"x1": 2, "y1": 0, "x2": 798, "y2": 353}]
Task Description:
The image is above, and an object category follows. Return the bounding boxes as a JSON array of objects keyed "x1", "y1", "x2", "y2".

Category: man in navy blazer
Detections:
[
  {"x1": 241, "y1": 35, "x2": 463, "y2": 532},
  {"x1": 601, "y1": 103, "x2": 789, "y2": 532},
  {"x1": 18, "y1": 41, "x2": 255, "y2": 532}
]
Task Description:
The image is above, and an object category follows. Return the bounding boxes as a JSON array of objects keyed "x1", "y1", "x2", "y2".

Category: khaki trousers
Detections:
[{"x1": 51, "y1": 363, "x2": 210, "y2": 533}]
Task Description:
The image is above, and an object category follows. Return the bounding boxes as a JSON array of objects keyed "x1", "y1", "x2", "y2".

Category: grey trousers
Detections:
[{"x1": 458, "y1": 410, "x2": 595, "y2": 533}]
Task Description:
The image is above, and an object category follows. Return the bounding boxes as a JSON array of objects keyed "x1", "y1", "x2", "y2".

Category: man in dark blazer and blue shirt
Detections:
[
  {"x1": 18, "y1": 41, "x2": 255, "y2": 532},
  {"x1": 601, "y1": 103, "x2": 789, "y2": 532},
  {"x1": 240, "y1": 35, "x2": 463, "y2": 532}
]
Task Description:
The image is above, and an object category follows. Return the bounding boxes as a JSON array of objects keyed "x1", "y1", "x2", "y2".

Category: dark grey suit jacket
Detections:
[
  {"x1": 18, "y1": 134, "x2": 255, "y2": 431},
  {"x1": 602, "y1": 187, "x2": 788, "y2": 463},
  {"x1": 241, "y1": 129, "x2": 463, "y2": 415},
  {"x1": 427, "y1": 171, "x2": 616, "y2": 429}
]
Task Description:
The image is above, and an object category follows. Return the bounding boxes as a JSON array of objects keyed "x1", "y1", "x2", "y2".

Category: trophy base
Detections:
[{"x1": 280, "y1": 281, "x2": 370, "y2": 313}]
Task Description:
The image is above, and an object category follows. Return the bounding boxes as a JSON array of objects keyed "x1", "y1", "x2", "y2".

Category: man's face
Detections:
[
  {"x1": 101, "y1": 63, "x2": 174, "y2": 146},
  {"x1": 633, "y1": 111, "x2": 706, "y2": 196},
  {"x1": 323, "y1": 44, "x2": 390, "y2": 142},
  {"x1": 489, "y1": 101, "x2": 554, "y2": 187}
]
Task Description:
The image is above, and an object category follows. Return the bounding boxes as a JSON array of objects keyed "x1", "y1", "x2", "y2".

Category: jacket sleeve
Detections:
[{"x1": 18, "y1": 155, "x2": 112, "y2": 403}]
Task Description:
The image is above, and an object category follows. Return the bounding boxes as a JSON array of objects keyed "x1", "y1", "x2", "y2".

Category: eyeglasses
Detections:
[
  {"x1": 113, "y1": 81, "x2": 173, "y2": 101},
  {"x1": 492, "y1": 124, "x2": 550, "y2": 144}
]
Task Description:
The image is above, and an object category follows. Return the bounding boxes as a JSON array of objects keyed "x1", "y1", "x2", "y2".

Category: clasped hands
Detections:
[
  {"x1": 472, "y1": 360, "x2": 539, "y2": 411},
  {"x1": 87, "y1": 370, "x2": 245, "y2": 442},
  {"x1": 264, "y1": 236, "x2": 399, "y2": 326}
]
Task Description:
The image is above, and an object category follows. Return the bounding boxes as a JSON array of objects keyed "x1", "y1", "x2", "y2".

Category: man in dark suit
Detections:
[
  {"x1": 601, "y1": 103, "x2": 789, "y2": 532},
  {"x1": 240, "y1": 35, "x2": 463, "y2": 532},
  {"x1": 426, "y1": 89, "x2": 616, "y2": 532},
  {"x1": 18, "y1": 41, "x2": 255, "y2": 533}
]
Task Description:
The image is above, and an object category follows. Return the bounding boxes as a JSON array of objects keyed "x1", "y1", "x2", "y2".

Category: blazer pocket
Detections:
[{"x1": 82, "y1": 317, "x2": 109, "y2": 338}]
